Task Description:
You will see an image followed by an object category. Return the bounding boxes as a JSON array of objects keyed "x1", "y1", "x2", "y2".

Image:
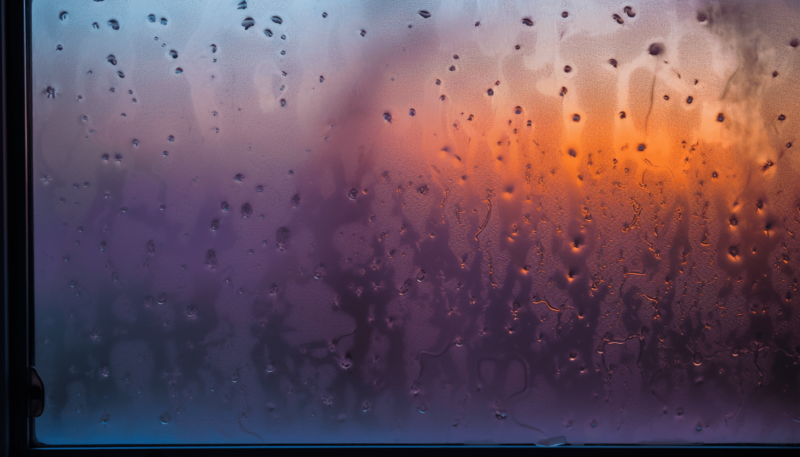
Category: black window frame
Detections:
[{"x1": 2, "y1": 0, "x2": 799, "y2": 454}]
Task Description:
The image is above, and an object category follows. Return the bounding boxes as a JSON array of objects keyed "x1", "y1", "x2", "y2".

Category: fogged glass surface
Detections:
[{"x1": 32, "y1": 0, "x2": 800, "y2": 445}]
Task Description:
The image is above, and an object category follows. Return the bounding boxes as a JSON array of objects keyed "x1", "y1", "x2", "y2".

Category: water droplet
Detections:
[
  {"x1": 175, "y1": 67, "x2": 183, "y2": 74},
  {"x1": 613, "y1": 13, "x2": 624, "y2": 24},
  {"x1": 237, "y1": 0, "x2": 247, "y2": 10},
  {"x1": 108, "y1": 19, "x2": 119, "y2": 30},
  {"x1": 591, "y1": 420, "x2": 597, "y2": 427},
  {"x1": 649, "y1": 43, "x2": 663, "y2": 55},
  {"x1": 487, "y1": 88, "x2": 494, "y2": 96},
  {"x1": 693, "y1": 353, "x2": 703, "y2": 366},
  {"x1": 280, "y1": 98, "x2": 286, "y2": 107},
  {"x1": 276, "y1": 227, "x2": 291, "y2": 250},
  {"x1": 59, "y1": 11, "x2": 68, "y2": 21},
  {"x1": 210, "y1": 219, "x2": 220, "y2": 231},
  {"x1": 242, "y1": 18, "x2": 255, "y2": 30},
  {"x1": 383, "y1": 112, "x2": 392, "y2": 122},
  {"x1": 348, "y1": 188, "x2": 358, "y2": 200},
  {"x1": 564, "y1": 65, "x2": 572, "y2": 73},
  {"x1": 638, "y1": 143, "x2": 646, "y2": 152},
  {"x1": 241, "y1": 202, "x2": 253, "y2": 218},
  {"x1": 291, "y1": 194, "x2": 300, "y2": 207},
  {"x1": 160, "y1": 412, "x2": 171, "y2": 424},
  {"x1": 625, "y1": 6, "x2": 636, "y2": 17},
  {"x1": 419, "y1": 404, "x2": 428, "y2": 413},
  {"x1": 205, "y1": 249, "x2": 218, "y2": 268},
  {"x1": 791, "y1": 38, "x2": 799, "y2": 48},
  {"x1": 186, "y1": 305, "x2": 197, "y2": 318},
  {"x1": 495, "y1": 410, "x2": 506, "y2": 419},
  {"x1": 313, "y1": 263, "x2": 327, "y2": 279},
  {"x1": 271, "y1": 16, "x2": 282, "y2": 24},
  {"x1": 728, "y1": 246, "x2": 739, "y2": 258},
  {"x1": 562, "y1": 11, "x2": 569, "y2": 18},
  {"x1": 45, "y1": 86, "x2": 56, "y2": 98},
  {"x1": 234, "y1": 173, "x2": 244, "y2": 182},
  {"x1": 676, "y1": 408, "x2": 684, "y2": 416},
  {"x1": 160, "y1": 17, "x2": 167, "y2": 26},
  {"x1": 56, "y1": 44, "x2": 63, "y2": 51},
  {"x1": 572, "y1": 114, "x2": 580, "y2": 122},
  {"x1": 99, "y1": 241, "x2": 106, "y2": 252},
  {"x1": 717, "y1": 113, "x2": 725, "y2": 122},
  {"x1": 416, "y1": 269, "x2": 426, "y2": 282},
  {"x1": 148, "y1": 14, "x2": 155, "y2": 23},
  {"x1": 360, "y1": 29, "x2": 367, "y2": 37},
  {"x1": 132, "y1": 139, "x2": 139, "y2": 147},
  {"x1": 418, "y1": 10, "x2": 431, "y2": 18},
  {"x1": 522, "y1": 18, "x2": 533, "y2": 26},
  {"x1": 169, "y1": 49, "x2": 178, "y2": 59},
  {"x1": 92, "y1": 22, "x2": 99, "y2": 29}
]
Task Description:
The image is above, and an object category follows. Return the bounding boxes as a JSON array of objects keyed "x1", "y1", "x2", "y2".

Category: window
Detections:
[{"x1": 5, "y1": 0, "x2": 800, "y2": 451}]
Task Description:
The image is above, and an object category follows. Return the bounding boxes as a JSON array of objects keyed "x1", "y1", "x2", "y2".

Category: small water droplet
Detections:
[
  {"x1": 313, "y1": 263, "x2": 327, "y2": 279},
  {"x1": 383, "y1": 112, "x2": 392, "y2": 122},
  {"x1": 169, "y1": 49, "x2": 178, "y2": 59},
  {"x1": 348, "y1": 188, "x2": 358, "y2": 200},
  {"x1": 242, "y1": 17, "x2": 255, "y2": 30},
  {"x1": 271, "y1": 16, "x2": 283, "y2": 24},
  {"x1": 241, "y1": 202, "x2": 253, "y2": 218},
  {"x1": 148, "y1": 14, "x2": 156, "y2": 23},
  {"x1": 160, "y1": 412, "x2": 171, "y2": 424},
  {"x1": 160, "y1": 17, "x2": 168, "y2": 26},
  {"x1": 522, "y1": 18, "x2": 533, "y2": 26},
  {"x1": 108, "y1": 19, "x2": 119, "y2": 30},
  {"x1": 649, "y1": 43, "x2": 663, "y2": 55},
  {"x1": 237, "y1": 0, "x2": 247, "y2": 10},
  {"x1": 276, "y1": 227, "x2": 291, "y2": 250}
]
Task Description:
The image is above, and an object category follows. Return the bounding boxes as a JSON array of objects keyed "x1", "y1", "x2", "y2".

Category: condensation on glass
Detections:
[{"x1": 31, "y1": 0, "x2": 800, "y2": 445}]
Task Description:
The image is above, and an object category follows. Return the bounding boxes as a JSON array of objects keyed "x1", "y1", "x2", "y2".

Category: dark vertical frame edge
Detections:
[{"x1": 3, "y1": 0, "x2": 31, "y2": 454}]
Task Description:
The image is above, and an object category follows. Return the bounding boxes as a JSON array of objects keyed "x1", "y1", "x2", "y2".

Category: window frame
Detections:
[{"x1": 1, "y1": 0, "x2": 798, "y2": 454}]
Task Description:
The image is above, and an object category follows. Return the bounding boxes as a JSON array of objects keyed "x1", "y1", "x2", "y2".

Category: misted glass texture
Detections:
[{"x1": 31, "y1": 0, "x2": 800, "y2": 445}]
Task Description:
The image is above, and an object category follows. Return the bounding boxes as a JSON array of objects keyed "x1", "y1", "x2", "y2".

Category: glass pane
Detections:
[{"x1": 32, "y1": 0, "x2": 800, "y2": 445}]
